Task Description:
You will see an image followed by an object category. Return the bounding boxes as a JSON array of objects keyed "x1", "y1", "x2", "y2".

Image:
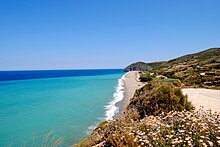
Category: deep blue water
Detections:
[
  {"x1": 0, "y1": 69, "x2": 124, "y2": 146},
  {"x1": 0, "y1": 69, "x2": 123, "y2": 81}
]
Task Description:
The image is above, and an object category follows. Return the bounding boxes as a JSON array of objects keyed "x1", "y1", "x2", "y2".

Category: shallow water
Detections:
[{"x1": 0, "y1": 69, "x2": 124, "y2": 146}]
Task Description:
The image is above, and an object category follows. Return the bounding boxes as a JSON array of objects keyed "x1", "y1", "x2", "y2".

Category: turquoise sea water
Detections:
[{"x1": 0, "y1": 70, "x2": 124, "y2": 146}]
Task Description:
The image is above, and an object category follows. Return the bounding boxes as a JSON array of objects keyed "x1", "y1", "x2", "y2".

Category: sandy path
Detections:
[{"x1": 182, "y1": 88, "x2": 220, "y2": 112}]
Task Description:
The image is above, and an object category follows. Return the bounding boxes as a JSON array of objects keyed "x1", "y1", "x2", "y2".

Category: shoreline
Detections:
[
  {"x1": 110, "y1": 72, "x2": 220, "y2": 120},
  {"x1": 111, "y1": 72, "x2": 220, "y2": 120},
  {"x1": 113, "y1": 71, "x2": 146, "y2": 119}
]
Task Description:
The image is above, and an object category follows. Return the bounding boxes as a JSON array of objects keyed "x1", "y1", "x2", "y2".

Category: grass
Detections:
[{"x1": 77, "y1": 109, "x2": 220, "y2": 146}]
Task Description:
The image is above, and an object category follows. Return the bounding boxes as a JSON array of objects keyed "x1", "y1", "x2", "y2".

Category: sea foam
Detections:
[{"x1": 105, "y1": 72, "x2": 128, "y2": 120}]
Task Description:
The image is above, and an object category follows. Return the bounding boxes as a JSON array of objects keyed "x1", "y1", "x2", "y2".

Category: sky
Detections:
[{"x1": 0, "y1": 0, "x2": 220, "y2": 70}]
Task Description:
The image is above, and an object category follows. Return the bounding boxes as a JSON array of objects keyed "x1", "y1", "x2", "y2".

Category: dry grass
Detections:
[{"x1": 77, "y1": 109, "x2": 220, "y2": 147}]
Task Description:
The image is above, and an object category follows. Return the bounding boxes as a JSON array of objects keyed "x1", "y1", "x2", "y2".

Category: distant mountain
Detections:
[{"x1": 123, "y1": 61, "x2": 165, "y2": 72}]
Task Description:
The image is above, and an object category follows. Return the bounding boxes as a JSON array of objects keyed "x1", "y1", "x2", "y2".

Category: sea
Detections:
[{"x1": 0, "y1": 69, "x2": 125, "y2": 146}]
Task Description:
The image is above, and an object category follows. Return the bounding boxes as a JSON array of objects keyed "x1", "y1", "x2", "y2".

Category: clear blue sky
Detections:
[{"x1": 0, "y1": 0, "x2": 219, "y2": 70}]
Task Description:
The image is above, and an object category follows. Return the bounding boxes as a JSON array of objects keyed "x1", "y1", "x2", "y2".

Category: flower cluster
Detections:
[
  {"x1": 131, "y1": 109, "x2": 220, "y2": 146},
  {"x1": 78, "y1": 109, "x2": 220, "y2": 147}
]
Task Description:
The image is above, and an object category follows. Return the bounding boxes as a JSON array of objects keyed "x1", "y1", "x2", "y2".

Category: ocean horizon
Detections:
[{"x1": 0, "y1": 69, "x2": 125, "y2": 146}]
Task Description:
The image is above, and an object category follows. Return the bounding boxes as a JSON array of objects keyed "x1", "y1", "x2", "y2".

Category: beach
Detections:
[
  {"x1": 182, "y1": 88, "x2": 220, "y2": 112},
  {"x1": 114, "y1": 73, "x2": 220, "y2": 120},
  {"x1": 114, "y1": 71, "x2": 145, "y2": 118}
]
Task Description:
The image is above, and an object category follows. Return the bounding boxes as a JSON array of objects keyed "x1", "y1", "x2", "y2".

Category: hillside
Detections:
[
  {"x1": 166, "y1": 48, "x2": 220, "y2": 65},
  {"x1": 127, "y1": 48, "x2": 220, "y2": 89},
  {"x1": 124, "y1": 48, "x2": 220, "y2": 72},
  {"x1": 124, "y1": 61, "x2": 165, "y2": 72}
]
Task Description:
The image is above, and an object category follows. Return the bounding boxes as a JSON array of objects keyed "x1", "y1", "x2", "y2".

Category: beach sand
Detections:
[
  {"x1": 114, "y1": 72, "x2": 220, "y2": 120},
  {"x1": 182, "y1": 88, "x2": 220, "y2": 112},
  {"x1": 114, "y1": 71, "x2": 146, "y2": 118}
]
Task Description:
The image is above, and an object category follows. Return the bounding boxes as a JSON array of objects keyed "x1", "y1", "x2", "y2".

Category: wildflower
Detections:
[
  {"x1": 134, "y1": 137, "x2": 138, "y2": 142},
  {"x1": 208, "y1": 141, "x2": 213, "y2": 147},
  {"x1": 166, "y1": 124, "x2": 170, "y2": 128}
]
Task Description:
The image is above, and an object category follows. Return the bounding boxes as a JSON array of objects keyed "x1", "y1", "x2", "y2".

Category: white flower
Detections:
[{"x1": 208, "y1": 141, "x2": 213, "y2": 147}]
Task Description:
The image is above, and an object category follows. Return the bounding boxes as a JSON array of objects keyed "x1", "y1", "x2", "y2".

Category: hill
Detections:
[
  {"x1": 126, "y1": 48, "x2": 220, "y2": 89},
  {"x1": 123, "y1": 61, "x2": 165, "y2": 72},
  {"x1": 124, "y1": 48, "x2": 220, "y2": 72}
]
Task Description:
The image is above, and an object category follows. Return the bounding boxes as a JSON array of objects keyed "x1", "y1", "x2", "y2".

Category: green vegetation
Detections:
[
  {"x1": 76, "y1": 82, "x2": 199, "y2": 146},
  {"x1": 140, "y1": 48, "x2": 220, "y2": 89},
  {"x1": 128, "y1": 82, "x2": 193, "y2": 118},
  {"x1": 77, "y1": 109, "x2": 220, "y2": 146},
  {"x1": 77, "y1": 48, "x2": 220, "y2": 146},
  {"x1": 124, "y1": 61, "x2": 165, "y2": 72},
  {"x1": 139, "y1": 74, "x2": 153, "y2": 82}
]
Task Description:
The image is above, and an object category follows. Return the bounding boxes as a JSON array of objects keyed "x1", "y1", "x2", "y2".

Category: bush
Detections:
[
  {"x1": 164, "y1": 71, "x2": 175, "y2": 78},
  {"x1": 139, "y1": 75, "x2": 153, "y2": 82},
  {"x1": 77, "y1": 109, "x2": 219, "y2": 147},
  {"x1": 128, "y1": 82, "x2": 193, "y2": 118}
]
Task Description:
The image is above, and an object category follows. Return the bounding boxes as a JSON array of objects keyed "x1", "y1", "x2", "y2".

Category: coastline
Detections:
[
  {"x1": 110, "y1": 72, "x2": 220, "y2": 120},
  {"x1": 113, "y1": 71, "x2": 146, "y2": 119}
]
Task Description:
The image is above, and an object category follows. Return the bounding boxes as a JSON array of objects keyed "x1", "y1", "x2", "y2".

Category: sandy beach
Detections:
[
  {"x1": 182, "y1": 88, "x2": 220, "y2": 112},
  {"x1": 114, "y1": 71, "x2": 145, "y2": 118},
  {"x1": 114, "y1": 72, "x2": 220, "y2": 120}
]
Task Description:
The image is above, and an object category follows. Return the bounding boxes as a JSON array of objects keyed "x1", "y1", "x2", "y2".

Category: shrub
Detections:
[
  {"x1": 128, "y1": 82, "x2": 193, "y2": 118},
  {"x1": 139, "y1": 75, "x2": 153, "y2": 82},
  {"x1": 77, "y1": 109, "x2": 220, "y2": 147},
  {"x1": 164, "y1": 71, "x2": 175, "y2": 78}
]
